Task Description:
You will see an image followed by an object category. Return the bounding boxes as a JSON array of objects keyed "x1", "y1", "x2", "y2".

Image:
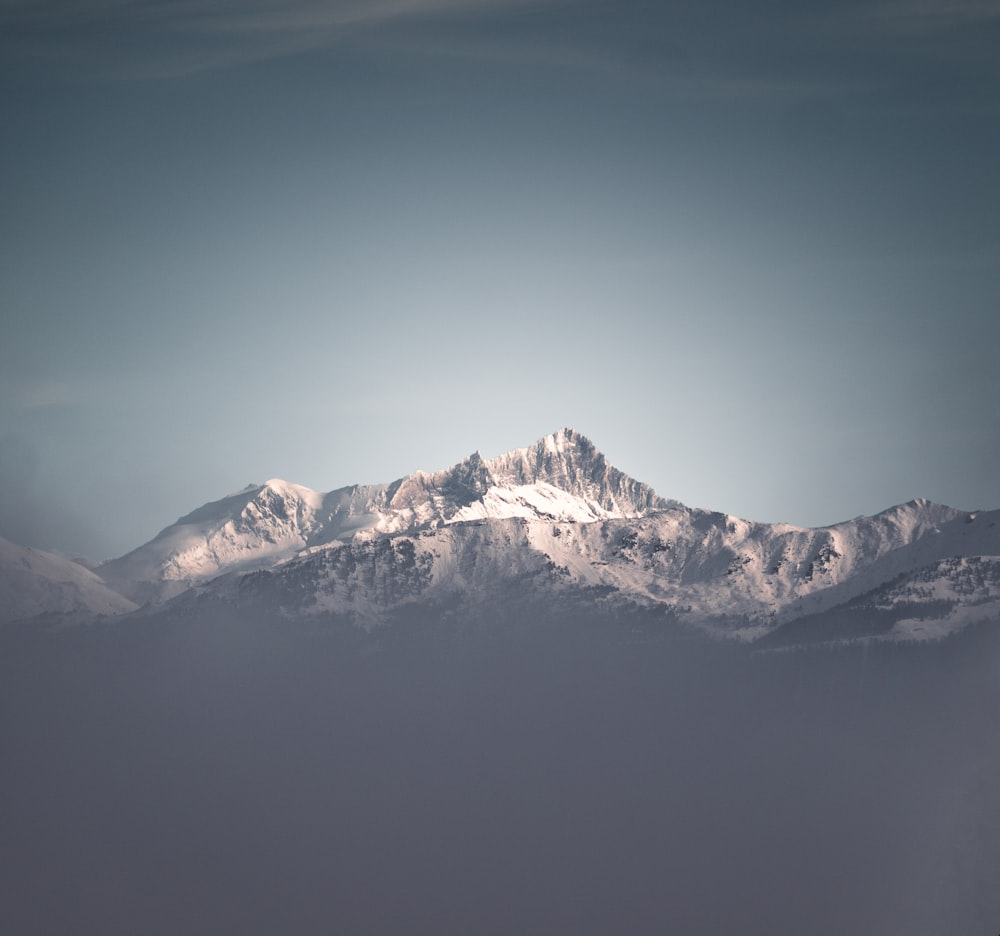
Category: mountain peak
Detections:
[
  {"x1": 542, "y1": 426, "x2": 587, "y2": 449},
  {"x1": 485, "y1": 429, "x2": 671, "y2": 517}
]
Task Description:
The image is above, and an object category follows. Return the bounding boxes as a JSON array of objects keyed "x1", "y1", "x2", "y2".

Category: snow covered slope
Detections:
[
  {"x1": 869, "y1": 555, "x2": 1000, "y2": 642},
  {"x1": 754, "y1": 553, "x2": 1000, "y2": 647},
  {"x1": 0, "y1": 537, "x2": 137, "y2": 624},
  {"x1": 211, "y1": 502, "x2": 1000, "y2": 641}
]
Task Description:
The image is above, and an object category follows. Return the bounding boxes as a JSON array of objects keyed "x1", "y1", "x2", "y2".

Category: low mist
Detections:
[{"x1": 2, "y1": 608, "x2": 998, "y2": 935}]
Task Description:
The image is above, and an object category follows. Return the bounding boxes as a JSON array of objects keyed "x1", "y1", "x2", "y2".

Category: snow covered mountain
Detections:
[
  {"x1": 91, "y1": 428, "x2": 1000, "y2": 645},
  {"x1": 0, "y1": 537, "x2": 137, "y2": 624},
  {"x1": 100, "y1": 428, "x2": 672, "y2": 603}
]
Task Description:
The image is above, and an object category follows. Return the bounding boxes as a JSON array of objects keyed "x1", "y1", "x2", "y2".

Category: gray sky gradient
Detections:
[{"x1": 2, "y1": 0, "x2": 999, "y2": 557}]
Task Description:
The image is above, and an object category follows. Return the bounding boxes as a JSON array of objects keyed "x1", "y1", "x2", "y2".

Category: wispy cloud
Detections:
[
  {"x1": 6, "y1": 0, "x2": 994, "y2": 97},
  {"x1": 363, "y1": 21, "x2": 847, "y2": 104},
  {"x1": 0, "y1": 0, "x2": 531, "y2": 26},
  {"x1": 0, "y1": 0, "x2": 559, "y2": 77},
  {"x1": 186, "y1": 0, "x2": 507, "y2": 33}
]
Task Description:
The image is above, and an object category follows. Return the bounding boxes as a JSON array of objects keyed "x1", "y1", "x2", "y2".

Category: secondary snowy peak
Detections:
[
  {"x1": 372, "y1": 451, "x2": 496, "y2": 529},
  {"x1": 101, "y1": 479, "x2": 329, "y2": 602},
  {"x1": 0, "y1": 537, "x2": 137, "y2": 623}
]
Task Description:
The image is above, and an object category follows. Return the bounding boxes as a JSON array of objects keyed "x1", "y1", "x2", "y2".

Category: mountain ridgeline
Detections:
[{"x1": 4, "y1": 428, "x2": 999, "y2": 644}]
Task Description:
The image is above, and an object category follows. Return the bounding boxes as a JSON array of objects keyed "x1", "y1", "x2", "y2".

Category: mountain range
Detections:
[{"x1": 4, "y1": 428, "x2": 998, "y2": 644}]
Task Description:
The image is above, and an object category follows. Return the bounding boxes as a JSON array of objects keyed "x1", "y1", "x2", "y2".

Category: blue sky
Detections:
[{"x1": 2, "y1": 0, "x2": 998, "y2": 557}]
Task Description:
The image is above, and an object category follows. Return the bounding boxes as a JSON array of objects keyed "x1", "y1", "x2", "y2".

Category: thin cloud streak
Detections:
[
  {"x1": 8, "y1": 0, "x2": 989, "y2": 94},
  {"x1": 186, "y1": 0, "x2": 527, "y2": 34},
  {"x1": 0, "y1": 0, "x2": 560, "y2": 76},
  {"x1": 367, "y1": 29, "x2": 852, "y2": 103},
  {"x1": 0, "y1": 0, "x2": 553, "y2": 35}
]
